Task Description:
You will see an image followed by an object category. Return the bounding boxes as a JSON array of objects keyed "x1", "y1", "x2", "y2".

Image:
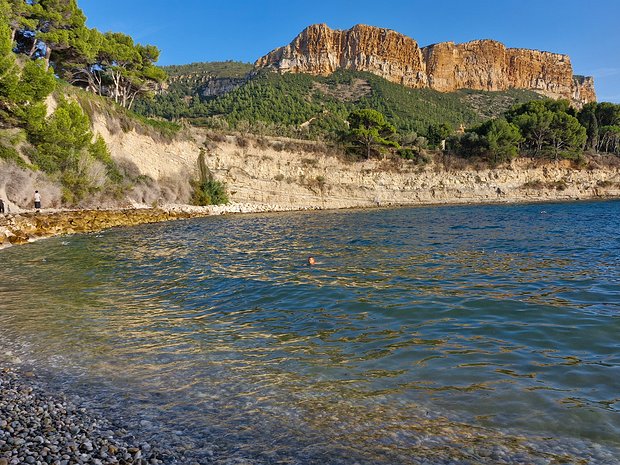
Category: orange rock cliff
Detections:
[{"x1": 255, "y1": 24, "x2": 596, "y2": 105}]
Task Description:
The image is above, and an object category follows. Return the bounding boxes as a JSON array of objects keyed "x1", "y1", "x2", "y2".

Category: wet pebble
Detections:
[{"x1": 0, "y1": 368, "x2": 174, "y2": 464}]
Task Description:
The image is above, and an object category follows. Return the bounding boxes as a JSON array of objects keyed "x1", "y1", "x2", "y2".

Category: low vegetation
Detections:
[
  {"x1": 190, "y1": 151, "x2": 228, "y2": 206},
  {"x1": 191, "y1": 178, "x2": 228, "y2": 206},
  {"x1": 163, "y1": 61, "x2": 254, "y2": 79}
]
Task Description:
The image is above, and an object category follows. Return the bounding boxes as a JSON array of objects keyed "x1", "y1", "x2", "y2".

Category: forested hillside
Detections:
[
  {"x1": 0, "y1": 0, "x2": 175, "y2": 207},
  {"x1": 134, "y1": 65, "x2": 546, "y2": 140},
  {"x1": 135, "y1": 58, "x2": 620, "y2": 167},
  {"x1": 164, "y1": 61, "x2": 254, "y2": 78},
  {"x1": 134, "y1": 59, "x2": 620, "y2": 165}
]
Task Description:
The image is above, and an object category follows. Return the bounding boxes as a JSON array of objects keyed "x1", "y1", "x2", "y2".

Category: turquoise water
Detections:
[{"x1": 1, "y1": 201, "x2": 619, "y2": 464}]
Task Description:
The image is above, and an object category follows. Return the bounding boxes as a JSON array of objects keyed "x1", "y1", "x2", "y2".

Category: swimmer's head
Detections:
[{"x1": 307, "y1": 256, "x2": 316, "y2": 266}]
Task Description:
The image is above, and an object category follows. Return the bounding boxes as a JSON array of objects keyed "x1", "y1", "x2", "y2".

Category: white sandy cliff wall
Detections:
[{"x1": 90, "y1": 117, "x2": 620, "y2": 209}]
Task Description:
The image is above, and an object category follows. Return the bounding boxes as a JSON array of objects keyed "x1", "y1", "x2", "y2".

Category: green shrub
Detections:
[
  {"x1": 397, "y1": 148, "x2": 416, "y2": 160},
  {"x1": 397, "y1": 147, "x2": 430, "y2": 164},
  {"x1": 0, "y1": 144, "x2": 28, "y2": 169},
  {"x1": 60, "y1": 170, "x2": 91, "y2": 204},
  {"x1": 89, "y1": 135, "x2": 122, "y2": 183},
  {"x1": 191, "y1": 179, "x2": 228, "y2": 206},
  {"x1": 23, "y1": 97, "x2": 123, "y2": 204},
  {"x1": 28, "y1": 97, "x2": 92, "y2": 172}
]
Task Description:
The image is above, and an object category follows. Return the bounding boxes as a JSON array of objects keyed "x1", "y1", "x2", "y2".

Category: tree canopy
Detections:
[
  {"x1": 0, "y1": 2, "x2": 125, "y2": 204},
  {"x1": 427, "y1": 123, "x2": 452, "y2": 148},
  {"x1": 475, "y1": 118, "x2": 522, "y2": 163},
  {"x1": 445, "y1": 99, "x2": 620, "y2": 163},
  {"x1": 2, "y1": 0, "x2": 165, "y2": 109},
  {"x1": 577, "y1": 102, "x2": 620, "y2": 155},
  {"x1": 0, "y1": 10, "x2": 56, "y2": 128},
  {"x1": 505, "y1": 100, "x2": 586, "y2": 159}
]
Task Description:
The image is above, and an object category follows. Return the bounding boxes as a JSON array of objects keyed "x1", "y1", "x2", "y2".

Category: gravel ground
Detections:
[{"x1": 0, "y1": 368, "x2": 177, "y2": 465}]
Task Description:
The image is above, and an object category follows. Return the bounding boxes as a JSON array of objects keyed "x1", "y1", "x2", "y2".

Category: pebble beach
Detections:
[
  {"x1": 0, "y1": 368, "x2": 175, "y2": 465},
  {"x1": 2, "y1": 364, "x2": 619, "y2": 465}
]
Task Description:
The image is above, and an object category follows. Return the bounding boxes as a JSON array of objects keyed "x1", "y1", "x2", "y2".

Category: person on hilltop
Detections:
[{"x1": 34, "y1": 190, "x2": 41, "y2": 211}]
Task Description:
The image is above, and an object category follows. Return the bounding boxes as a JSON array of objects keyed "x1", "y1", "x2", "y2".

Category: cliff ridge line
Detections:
[{"x1": 255, "y1": 24, "x2": 596, "y2": 105}]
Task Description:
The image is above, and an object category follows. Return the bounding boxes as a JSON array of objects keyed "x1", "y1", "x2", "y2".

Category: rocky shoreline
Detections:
[
  {"x1": 0, "y1": 367, "x2": 175, "y2": 465},
  {"x1": 0, "y1": 203, "x2": 320, "y2": 249},
  {"x1": 2, "y1": 361, "x2": 618, "y2": 465},
  {"x1": 2, "y1": 195, "x2": 620, "y2": 249},
  {"x1": 0, "y1": 209, "x2": 200, "y2": 247}
]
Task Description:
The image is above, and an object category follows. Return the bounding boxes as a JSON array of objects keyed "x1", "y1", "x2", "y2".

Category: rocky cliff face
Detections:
[
  {"x1": 200, "y1": 77, "x2": 248, "y2": 98},
  {"x1": 256, "y1": 24, "x2": 596, "y2": 105},
  {"x1": 256, "y1": 23, "x2": 428, "y2": 88},
  {"x1": 199, "y1": 135, "x2": 620, "y2": 209}
]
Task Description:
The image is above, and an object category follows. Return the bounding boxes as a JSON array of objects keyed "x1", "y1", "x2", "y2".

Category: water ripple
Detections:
[{"x1": 1, "y1": 201, "x2": 620, "y2": 464}]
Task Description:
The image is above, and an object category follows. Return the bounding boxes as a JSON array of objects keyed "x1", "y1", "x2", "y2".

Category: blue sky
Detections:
[{"x1": 79, "y1": 0, "x2": 620, "y2": 102}]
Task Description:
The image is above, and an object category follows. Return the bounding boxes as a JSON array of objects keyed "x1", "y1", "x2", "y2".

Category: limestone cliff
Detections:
[
  {"x1": 256, "y1": 23, "x2": 428, "y2": 88},
  {"x1": 256, "y1": 24, "x2": 596, "y2": 105}
]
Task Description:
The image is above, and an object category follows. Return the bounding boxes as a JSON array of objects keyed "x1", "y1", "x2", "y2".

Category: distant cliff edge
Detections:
[{"x1": 256, "y1": 24, "x2": 596, "y2": 105}]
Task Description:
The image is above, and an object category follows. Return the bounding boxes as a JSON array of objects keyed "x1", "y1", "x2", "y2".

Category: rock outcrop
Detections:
[
  {"x1": 200, "y1": 77, "x2": 247, "y2": 98},
  {"x1": 255, "y1": 24, "x2": 596, "y2": 105},
  {"x1": 0, "y1": 209, "x2": 207, "y2": 246},
  {"x1": 0, "y1": 202, "x2": 335, "y2": 247}
]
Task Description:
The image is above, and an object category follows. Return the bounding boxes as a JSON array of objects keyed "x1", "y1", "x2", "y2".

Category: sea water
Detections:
[{"x1": 1, "y1": 201, "x2": 619, "y2": 464}]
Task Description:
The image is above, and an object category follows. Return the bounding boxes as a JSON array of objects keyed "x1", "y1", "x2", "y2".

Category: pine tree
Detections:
[
  {"x1": 346, "y1": 109, "x2": 399, "y2": 158},
  {"x1": 30, "y1": 0, "x2": 87, "y2": 69}
]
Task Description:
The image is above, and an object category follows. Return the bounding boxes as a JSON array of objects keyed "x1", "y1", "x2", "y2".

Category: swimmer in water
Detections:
[{"x1": 307, "y1": 256, "x2": 316, "y2": 266}]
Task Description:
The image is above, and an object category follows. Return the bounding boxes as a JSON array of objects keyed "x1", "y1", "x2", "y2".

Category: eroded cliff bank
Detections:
[
  {"x1": 256, "y1": 24, "x2": 596, "y2": 105},
  {"x1": 90, "y1": 107, "x2": 620, "y2": 210},
  {"x1": 201, "y1": 134, "x2": 620, "y2": 207}
]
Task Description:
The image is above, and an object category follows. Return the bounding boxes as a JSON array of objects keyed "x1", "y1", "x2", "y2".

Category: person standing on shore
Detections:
[{"x1": 34, "y1": 190, "x2": 41, "y2": 211}]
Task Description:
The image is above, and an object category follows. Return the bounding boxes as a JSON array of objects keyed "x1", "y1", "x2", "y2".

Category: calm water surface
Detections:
[{"x1": 1, "y1": 201, "x2": 620, "y2": 464}]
